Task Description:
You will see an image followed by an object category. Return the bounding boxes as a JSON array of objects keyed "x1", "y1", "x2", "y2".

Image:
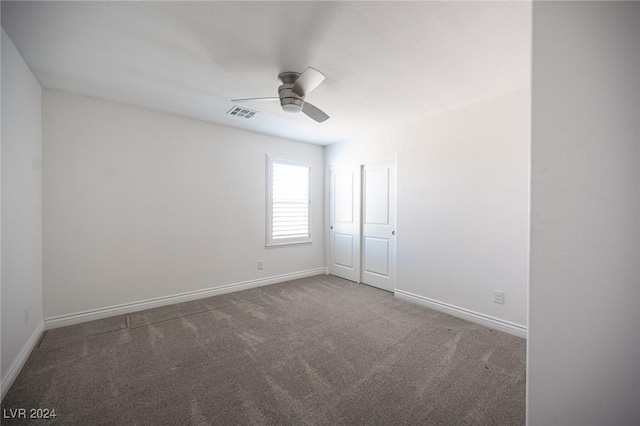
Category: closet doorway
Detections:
[{"x1": 329, "y1": 160, "x2": 396, "y2": 292}]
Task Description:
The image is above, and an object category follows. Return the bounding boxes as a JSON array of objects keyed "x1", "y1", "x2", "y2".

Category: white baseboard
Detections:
[
  {"x1": 394, "y1": 289, "x2": 527, "y2": 338},
  {"x1": 1, "y1": 321, "x2": 44, "y2": 401},
  {"x1": 44, "y1": 268, "x2": 326, "y2": 330}
]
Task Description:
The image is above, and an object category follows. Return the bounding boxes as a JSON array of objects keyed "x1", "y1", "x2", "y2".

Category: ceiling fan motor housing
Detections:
[{"x1": 278, "y1": 72, "x2": 304, "y2": 113}]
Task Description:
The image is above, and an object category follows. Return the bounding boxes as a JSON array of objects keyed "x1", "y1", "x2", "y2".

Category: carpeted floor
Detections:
[{"x1": 1, "y1": 275, "x2": 526, "y2": 425}]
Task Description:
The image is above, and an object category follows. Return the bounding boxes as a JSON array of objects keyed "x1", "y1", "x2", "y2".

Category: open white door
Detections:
[
  {"x1": 329, "y1": 166, "x2": 361, "y2": 282},
  {"x1": 361, "y1": 161, "x2": 396, "y2": 292}
]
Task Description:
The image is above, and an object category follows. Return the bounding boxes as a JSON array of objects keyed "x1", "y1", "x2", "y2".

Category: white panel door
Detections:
[
  {"x1": 329, "y1": 166, "x2": 361, "y2": 282},
  {"x1": 361, "y1": 161, "x2": 396, "y2": 292}
]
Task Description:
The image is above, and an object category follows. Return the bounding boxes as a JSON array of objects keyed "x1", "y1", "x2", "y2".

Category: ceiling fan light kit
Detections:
[
  {"x1": 232, "y1": 67, "x2": 330, "y2": 123},
  {"x1": 278, "y1": 72, "x2": 304, "y2": 113}
]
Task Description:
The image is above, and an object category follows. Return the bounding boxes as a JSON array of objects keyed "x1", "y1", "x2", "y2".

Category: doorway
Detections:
[{"x1": 328, "y1": 159, "x2": 396, "y2": 292}]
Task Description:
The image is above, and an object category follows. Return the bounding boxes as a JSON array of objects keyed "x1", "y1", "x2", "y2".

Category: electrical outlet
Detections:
[
  {"x1": 24, "y1": 308, "x2": 29, "y2": 325},
  {"x1": 258, "y1": 260, "x2": 264, "y2": 270},
  {"x1": 493, "y1": 291, "x2": 504, "y2": 305}
]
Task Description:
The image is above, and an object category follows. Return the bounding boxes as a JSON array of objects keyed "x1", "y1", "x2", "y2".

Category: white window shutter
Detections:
[{"x1": 267, "y1": 156, "x2": 312, "y2": 246}]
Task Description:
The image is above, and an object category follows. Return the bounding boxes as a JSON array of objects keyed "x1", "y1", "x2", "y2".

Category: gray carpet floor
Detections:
[{"x1": 1, "y1": 275, "x2": 526, "y2": 425}]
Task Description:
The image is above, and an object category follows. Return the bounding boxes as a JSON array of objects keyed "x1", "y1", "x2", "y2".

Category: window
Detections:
[{"x1": 266, "y1": 155, "x2": 311, "y2": 247}]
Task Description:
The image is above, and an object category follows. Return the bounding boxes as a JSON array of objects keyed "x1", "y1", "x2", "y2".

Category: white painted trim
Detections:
[
  {"x1": 394, "y1": 289, "x2": 527, "y2": 338},
  {"x1": 44, "y1": 268, "x2": 325, "y2": 330},
  {"x1": 1, "y1": 321, "x2": 44, "y2": 400}
]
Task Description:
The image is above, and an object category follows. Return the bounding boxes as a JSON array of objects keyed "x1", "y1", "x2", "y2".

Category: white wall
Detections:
[
  {"x1": 528, "y1": 2, "x2": 640, "y2": 425},
  {"x1": 1, "y1": 29, "x2": 43, "y2": 396},
  {"x1": 43, "y1": 90, "x2": 324, "y2": 320},
  {"x1": 326, "y1": 89, "x2": 530, "y2": 332}
]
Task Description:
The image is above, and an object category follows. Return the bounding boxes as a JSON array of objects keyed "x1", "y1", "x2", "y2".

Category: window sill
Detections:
[{"x1": 266, "y1": 241, "x2": 313, "y2": 249}]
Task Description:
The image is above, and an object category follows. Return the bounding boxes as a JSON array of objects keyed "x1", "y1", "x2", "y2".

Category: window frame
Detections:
[{"x1": 266, "y1": 154, "x2": 312, "y2": 248}]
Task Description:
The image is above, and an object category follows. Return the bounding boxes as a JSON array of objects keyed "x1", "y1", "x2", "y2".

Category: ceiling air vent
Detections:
[{"x1": 227, "y1": 106, "x2": 258, "y2": 119}]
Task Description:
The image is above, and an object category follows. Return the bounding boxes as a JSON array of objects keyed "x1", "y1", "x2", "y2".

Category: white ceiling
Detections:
[{"x1": 2, "y1": 1, "x2": 531, "y2": 145}]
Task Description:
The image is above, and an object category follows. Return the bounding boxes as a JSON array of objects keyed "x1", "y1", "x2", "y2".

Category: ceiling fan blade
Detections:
[
  {"x1": 292, "y1": 67, "x2": 325, "y2": 97},
  {"x1": 302, "y1": 102, "x2": 329, "y2": 123},
  {"x1": 231, "y1": 97, "x2": 279, "y2": 102}
]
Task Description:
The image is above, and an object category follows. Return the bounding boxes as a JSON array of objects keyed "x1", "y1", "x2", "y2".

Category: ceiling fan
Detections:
[{"x1": 232, "y1": 67, "x2": 329, "y2": 123}]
